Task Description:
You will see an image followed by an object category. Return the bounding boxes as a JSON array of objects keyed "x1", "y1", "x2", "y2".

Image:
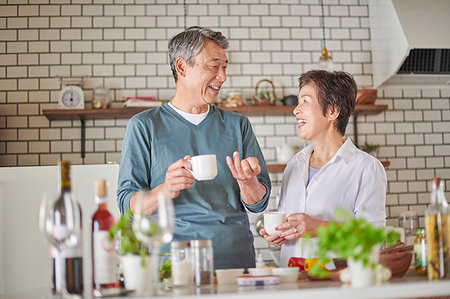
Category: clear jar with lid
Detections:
[
  {"x1": 170, "y1": 241, "x2": 192, "y2": 287},
  {"x1": 190, "y1": 240, "x2": 214, "y2": 287},
  {"x1": 414, "y1": 228, "x2": 427, "y2": 275}
]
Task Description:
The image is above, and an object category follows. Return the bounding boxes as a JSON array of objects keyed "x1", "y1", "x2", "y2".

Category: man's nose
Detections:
[{"x1": 216, "y1": 67, "x2": 226, "y2": 83}]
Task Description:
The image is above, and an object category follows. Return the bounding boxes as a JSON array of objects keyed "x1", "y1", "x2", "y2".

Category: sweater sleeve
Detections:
[
  {"x1": 240, "y1": 117, "x2": 271, "y2": 213},
  {"x1": 116, "y1": 115, "x2": 151, "y2": 215}
]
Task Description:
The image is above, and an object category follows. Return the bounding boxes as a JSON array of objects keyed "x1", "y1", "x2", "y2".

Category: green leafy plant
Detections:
[
  {"x1": 308, "y1": 208, "x2": 398, "y2": 279},
  {"x1": 108, "y1": 209, "x2": 148, "y2": 266},
  {"x1": 361, "y1": 141, "x2": 380, "y2": 156},
  {"x1": 159, "y1": 259, "x2": 171, "y2": 281}
]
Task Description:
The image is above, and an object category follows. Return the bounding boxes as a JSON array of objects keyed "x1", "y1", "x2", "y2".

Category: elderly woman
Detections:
[{"x1": 260, "y1": 70, "x2": 386, "y2": 267}]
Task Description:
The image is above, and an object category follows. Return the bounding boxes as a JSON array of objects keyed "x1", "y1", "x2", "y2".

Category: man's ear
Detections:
[
  {"x1": 327, "y1": 105, "x2": 340, "y2": 121},
  {"x1": 175, "y1": 57, "x2": 187, "y2": 79}
]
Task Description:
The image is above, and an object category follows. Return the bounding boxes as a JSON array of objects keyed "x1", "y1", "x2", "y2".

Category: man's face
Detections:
[{"x1": 183, "y1": 39, "x2": 228, "y2": 105}]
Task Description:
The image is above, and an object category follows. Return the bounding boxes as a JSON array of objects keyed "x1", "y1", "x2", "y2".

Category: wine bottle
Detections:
[
  {"x1": 425, "y1": 177, "x2": 446, "y2": 280},
  {"x1": 51, "y1": 160, "x2": 84, "y2": 295},
  {"x1": 92, "y1": 179, "x2": 119, "y2": 294}
]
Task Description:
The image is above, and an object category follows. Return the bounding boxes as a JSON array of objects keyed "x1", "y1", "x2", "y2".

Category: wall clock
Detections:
[{"x1": 58, "y1": 85, "x2": 85, "y2": 109}]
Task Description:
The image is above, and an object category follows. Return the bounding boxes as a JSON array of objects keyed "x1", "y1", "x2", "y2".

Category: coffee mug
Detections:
[
  {"x1": 264, "y1": 212, "x2": 287, "y2": 236},
  {"x1": 188, "y1": 154, "x2": 217, "y2": 181}
]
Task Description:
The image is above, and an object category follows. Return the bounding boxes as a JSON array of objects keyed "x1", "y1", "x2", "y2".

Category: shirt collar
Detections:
[{"x1": 296, "y1": 137, "x2": 356, "y2": 166}]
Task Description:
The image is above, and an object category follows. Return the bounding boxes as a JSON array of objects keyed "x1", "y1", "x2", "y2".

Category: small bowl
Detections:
[
  {"x1": 248, "y1": 267, "x2": 272, "y2": 276},
  {"x1": 379, "y1": 251, "x2": 412, "y2": 278},
  {"x1": 356, "y1": 89, "x2": 377, "y2": 104},
  {"x1": 271, "y1": 267, "x2": 298, "y2": 283},
  {"x1": 215, "y1": 268, "x2": 244, "y2": 285}
]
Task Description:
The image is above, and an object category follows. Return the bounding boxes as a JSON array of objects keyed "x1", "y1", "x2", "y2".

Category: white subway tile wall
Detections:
[{"x1": 0, "y1": 0, "x2": 449, "y2": 262}]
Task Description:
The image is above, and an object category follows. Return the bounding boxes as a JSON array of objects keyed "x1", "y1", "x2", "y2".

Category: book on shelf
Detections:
[{"x1": 123, "y1": 97, "x2": 164, "y2": 108}]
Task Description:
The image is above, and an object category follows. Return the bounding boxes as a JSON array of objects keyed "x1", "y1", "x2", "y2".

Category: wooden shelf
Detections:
[
  {"x1": 266, "y1": 160, "x2": 390, "y2": 173},
  {"x1": 42, "y1": 104, "x2": 388, "y2": 161},
  {"x1": 266, "y1": 164, "x2": 287, "y2": 173},
  {"x1": 43, "y1": 104, "x2": 388, "y2": 121}
]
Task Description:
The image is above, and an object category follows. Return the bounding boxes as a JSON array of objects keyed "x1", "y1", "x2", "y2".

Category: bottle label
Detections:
[{"x1": 93, "y1": 231, "x2": 118, "y2": 284}]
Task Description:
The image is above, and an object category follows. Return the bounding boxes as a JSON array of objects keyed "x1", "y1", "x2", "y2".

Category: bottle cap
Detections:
[{"x1": 95, "y1": 179, "x2": 107, "y2": 198}]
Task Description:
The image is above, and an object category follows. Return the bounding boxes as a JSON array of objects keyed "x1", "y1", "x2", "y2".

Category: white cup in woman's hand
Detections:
[
  {"x1": 264, "y1": 212, "x2": 287, "y2": 236},
  {"x1": 188, "y1": 154, "x2": 217, "y2": 181}
]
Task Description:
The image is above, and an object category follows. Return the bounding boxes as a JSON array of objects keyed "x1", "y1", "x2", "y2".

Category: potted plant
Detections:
[
  {"x1": 108, "y1": 210, "x2": 154, "y2": 294},
  {"x1": 308, "y1": 208, "x2": 398, "y2": 287},
  {"x1": 360, "y1": 141, "x2": 380, "y2": 158}
]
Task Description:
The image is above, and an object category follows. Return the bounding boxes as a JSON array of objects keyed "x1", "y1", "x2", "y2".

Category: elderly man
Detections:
[{"x1": 117, "y1": 26, "x2": 271, "y2": 269}]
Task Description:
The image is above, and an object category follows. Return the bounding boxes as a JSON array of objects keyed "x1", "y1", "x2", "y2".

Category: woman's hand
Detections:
[
  {"x1": 259, "y1": 228, "x2": 286, "y2": 247},
  {"x1": 277, "y1": 213, "x2": 329, "y2": 240}
]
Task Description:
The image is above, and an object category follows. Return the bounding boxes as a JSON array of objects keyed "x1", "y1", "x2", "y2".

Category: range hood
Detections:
[{"x1": 368, "y1": 0, "x2": 450, "y2": 88}]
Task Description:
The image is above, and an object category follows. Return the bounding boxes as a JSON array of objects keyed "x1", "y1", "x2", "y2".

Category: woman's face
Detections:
[{"x1": 293, "y1": 83, "x2": 332, "y2": 142}]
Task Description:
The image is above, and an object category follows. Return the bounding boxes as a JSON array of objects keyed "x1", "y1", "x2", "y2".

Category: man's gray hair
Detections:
[{"x1": 168, "y1": 26, "x2": 229, "y2": 82}]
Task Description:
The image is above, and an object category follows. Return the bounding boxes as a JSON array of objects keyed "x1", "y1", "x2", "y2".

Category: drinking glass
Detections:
[
  {"x1": 132, "y1": 191, "x2": 175, "y2": 293},
  {"x1": 39, "y1": 192, "x2": 82, "y2": 298},
  {"x1": 399, "y1": 210, "x2": 418, "y2": 237}
]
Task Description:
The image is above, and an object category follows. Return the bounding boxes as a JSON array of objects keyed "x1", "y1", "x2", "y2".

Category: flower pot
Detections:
[
  {"x1": 347, "y1": 258, "x2": 376, "y2": 288},
  {"x1": 121, "y1": 255, "x2": 154, "y2": 295}
]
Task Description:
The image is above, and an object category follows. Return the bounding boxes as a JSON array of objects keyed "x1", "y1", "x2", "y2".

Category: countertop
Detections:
[{"x1": 3, "y1": 268, "x2": 450, "y2": 299}]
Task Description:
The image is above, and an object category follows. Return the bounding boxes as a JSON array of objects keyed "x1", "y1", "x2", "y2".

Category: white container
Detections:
[
  {"x1": 248, "y1": 267, "x2": 272, "y2": 276},
  {"x1": 171, "y1": 241, "x2": 192, "y2": 287},
  {"x1": 271, "y1": 267, "x2": 298, "y2": 283},
  {"x1": 121, "y1": 255, "x2": 154, "y2": 295},
  {"x1": 215, "y1": 268, "x2": 244, "y2": 285}
]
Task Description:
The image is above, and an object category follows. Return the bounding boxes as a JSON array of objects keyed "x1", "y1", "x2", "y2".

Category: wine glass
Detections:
[
  {"x1": 39, "y1": 192, "x2": 82, "y2": 298},
  {"x1": 132, "y1": 190, "x2": 175, "y2": 293}
]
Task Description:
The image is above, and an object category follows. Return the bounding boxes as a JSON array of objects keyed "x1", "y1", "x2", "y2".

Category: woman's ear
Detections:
[
  {"x1": 327, "y1": 106, "x2": 340, "y2": 121},
  {"x1": 175, "y1": 57, "x2": 187, "y2": 79}
]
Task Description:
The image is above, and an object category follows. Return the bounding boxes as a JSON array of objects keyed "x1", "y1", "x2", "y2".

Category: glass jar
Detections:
[
  {"x1": 92, "y1": 86, "x2": 111, "y2": 109},
  {"x1": 190, "y1": 240, "x2": 213, "y2": 287},
  {"x1": 170, "y1": 241, "x2": 192, "y2": 287},
  {"x1": 414, "y1": 228, "x2": 427, "y2": 275}
]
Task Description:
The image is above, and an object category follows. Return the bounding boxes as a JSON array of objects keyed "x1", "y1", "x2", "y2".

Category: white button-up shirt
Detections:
[{"x1": 278, "y1": 138, "x2": 387, "y2": 267}]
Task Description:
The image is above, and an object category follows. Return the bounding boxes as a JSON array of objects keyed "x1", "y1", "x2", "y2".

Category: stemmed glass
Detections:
[
  {"x1": 39, "y1": 192, "x2": 82, "y2": 298},
  {"x1": 132, "y1": 190, "x2": 175, "y2": 293}
]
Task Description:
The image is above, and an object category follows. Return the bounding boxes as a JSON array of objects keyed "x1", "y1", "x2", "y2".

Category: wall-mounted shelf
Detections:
[
  {"x1": 42, "y1": 104, "x2": 387, "y2": 120},
  {"x1": 42, "y1": 104, "x2": 388, "y2": 161},
  {"x1": 267, "y1": 160, "x2": 390, "y2": 173}
]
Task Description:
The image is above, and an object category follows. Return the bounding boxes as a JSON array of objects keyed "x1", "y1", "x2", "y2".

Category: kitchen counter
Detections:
[{"x1": 3, "y1": 269, "x2": 450, "y2": 299}]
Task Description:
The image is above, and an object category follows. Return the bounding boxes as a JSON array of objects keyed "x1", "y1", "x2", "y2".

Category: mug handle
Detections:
[{"x1": 186, "y1": 159, "x2": 195, "y2": 177}]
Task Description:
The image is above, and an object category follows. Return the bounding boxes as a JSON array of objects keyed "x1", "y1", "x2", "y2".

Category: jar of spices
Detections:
[
  {"x1": 414, "y1": 228, "x2": 427, "y2": 275},
  {"x1": 190, "y1": 240, "x2": 214, "y2": 287},
  {"x1": 170, "y1": 241, "x2": 192, "y2": 287}
]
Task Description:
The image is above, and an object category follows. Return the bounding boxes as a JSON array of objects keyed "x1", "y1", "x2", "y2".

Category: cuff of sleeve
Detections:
[{"x1": 244, "y1": 182, "x2": 270, "y2": 213}]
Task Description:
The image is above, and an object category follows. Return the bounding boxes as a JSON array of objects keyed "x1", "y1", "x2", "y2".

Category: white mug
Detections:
[
  {"x1": 188, "y1": 154, "x2": 217, "y2": 181},
  {"x1": 264, "y1": 212, "x2": 287, "y2": 236}
]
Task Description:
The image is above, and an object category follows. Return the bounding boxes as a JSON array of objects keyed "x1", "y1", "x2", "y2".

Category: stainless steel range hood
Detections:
[{"x1": 368, "y1": 0, "x2": 450, "y2": 88}]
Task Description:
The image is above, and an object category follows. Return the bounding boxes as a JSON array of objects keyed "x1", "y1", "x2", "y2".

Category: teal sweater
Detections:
[{"x1": 117, "y1": 104, "x2": 271, "y2": 269}]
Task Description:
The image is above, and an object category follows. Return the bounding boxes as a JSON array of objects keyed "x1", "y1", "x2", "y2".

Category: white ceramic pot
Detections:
[
  {"x1": 121, "y1": 255, "x2": 154, "y2": 295},
  {"x1": 347, "y1": 258, "x2": 376, "y2": 288}
]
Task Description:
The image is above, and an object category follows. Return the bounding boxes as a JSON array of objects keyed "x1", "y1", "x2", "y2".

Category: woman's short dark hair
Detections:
[{"x1": 298, "y1": 70, "x2": 357, "y2": 136}]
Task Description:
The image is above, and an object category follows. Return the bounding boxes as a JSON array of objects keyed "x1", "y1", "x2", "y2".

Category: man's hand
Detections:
[
  {"x1": 163, "y1": 155, "x2": 195, "y2": 198},
  {"x1": 226, "y1": 151, "x2": 266, "y2": 205},
  {"x1": 130, "y1": 155, "x2": 194, "y2": 214},
  {"x1": 226, "y1": 151, "x2": 261, "y2": 182}
]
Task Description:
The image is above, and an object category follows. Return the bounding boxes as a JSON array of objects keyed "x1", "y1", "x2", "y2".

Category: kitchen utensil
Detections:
[{"x1": 282, "y1": 95, "x2": 298, "y2": 106}]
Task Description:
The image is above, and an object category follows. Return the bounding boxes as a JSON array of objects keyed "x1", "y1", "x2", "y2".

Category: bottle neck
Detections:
[{"x1": 95, "y1": 195, "x2": 107, "y2": 207}]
